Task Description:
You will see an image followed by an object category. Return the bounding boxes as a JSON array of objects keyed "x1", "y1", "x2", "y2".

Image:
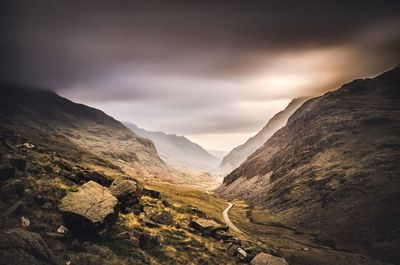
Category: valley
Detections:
[{"x1": 0, "y1": 67, "x2": 399, "y2": 265}]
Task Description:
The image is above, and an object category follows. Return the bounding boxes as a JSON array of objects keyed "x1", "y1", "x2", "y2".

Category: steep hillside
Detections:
[
  {"x1": 126, "y1": 123, "x2": 219, "y2": 172},
  {"x1": 0, "y1": 84, "x2": 167, "y2": 179},
  {"x1": 216, "y1": 98, "x2": 307, "y2": 177},
  {"x1": 217, "y1": 67, "x2": 400, "y2": 263}
]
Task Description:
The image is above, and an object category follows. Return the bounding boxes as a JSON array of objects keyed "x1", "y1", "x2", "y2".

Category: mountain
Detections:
[
  {"x1": 207, "y1": 150, "x2": 228, "y2": 162},
  {"x1": 216, "y1": 97, "x2": 308, "y2": 177},
  {"x1": 0, "y1": 83, "x2": 168, "y2": 179},
  {"x1": 126, "y1": 123, "x2": 220, "y2": 172},
  {"x1": 216, "y1": 67, "x2": 400, "y2": 263},
  {"x1": 0, "y1": 83, "x2": 254, "y2": 265}
]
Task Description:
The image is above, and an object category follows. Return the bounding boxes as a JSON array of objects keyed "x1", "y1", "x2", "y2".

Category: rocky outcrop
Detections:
[
  {"x1": 150, "y1": 211, "x2": 174, "y2": 226},
  {"x1": 216, "y1": 97, "x2": 307, "y2": 177},
  {"x1": 189, "y1": 218, "x2": 228, "y2": 235},
  {"x1": 59, "y1": 181, "x2": 119, "y2": 235},
  {"x1": 250, "y1": 252, "x2": 289, "y2": 265},
  {"x1": 110, "y1": 179, "x2": 143, "y2": 213},
  {"x1": 0, "y1": 229, "x2": 58, "y2": 265}
]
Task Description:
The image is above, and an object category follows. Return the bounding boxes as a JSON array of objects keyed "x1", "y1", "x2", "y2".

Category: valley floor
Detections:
[{"x1": 224, "y1": 200, "x2": 393, "y2": 265}]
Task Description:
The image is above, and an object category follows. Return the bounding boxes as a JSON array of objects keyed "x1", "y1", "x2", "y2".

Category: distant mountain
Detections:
[
  {"x1": 216, "y1": 97, "x2": 308, "y2": 177},
  {"x1": 0, "y1": 83, "x2": 168, "y2": 179},
  {"x1": 216, "y1": 67, "x2": 400, "y2": 263},
  {"x1": 207, "y1": 150, "x2": 228, "y2": 162},
  {"x1": 126, "y1": 123, "x2": 219, "y2": 172}
]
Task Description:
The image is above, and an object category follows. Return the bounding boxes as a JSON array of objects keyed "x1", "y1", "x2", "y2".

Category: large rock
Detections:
[
  {"x1": 251, "y1": 252, "x2": 289, "y2": 265},
  {"x1": 188, "y1": 218, "x2": 228, "y2": 235},
  {"x1": 150, "y1": 211, "x2": 174, "y2": 225},
  {"x1": 143, "y1": 188, "x2": 161, "y2": 198},
  {"x1": 109, "y1": 179, "x2": 143, "y2": 213},
  {"x1": 59, "y1": 181, "x2": 118, "y2": 235},
  {"x1": 72, "y1": 170, "x2": 113, "y2": 187},
  {"x1": 0, "y1": 229, "x2": 58, "y2": 265}
]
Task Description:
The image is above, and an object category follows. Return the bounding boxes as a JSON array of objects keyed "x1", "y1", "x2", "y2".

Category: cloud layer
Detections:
[{"x1": 1, "y1": 0, "x2": 399, "y2": 150}]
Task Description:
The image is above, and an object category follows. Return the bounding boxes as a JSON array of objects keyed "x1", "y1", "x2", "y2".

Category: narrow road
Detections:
[{"x1": 223, "y1": 202, "x2": 245, "y2": 234}]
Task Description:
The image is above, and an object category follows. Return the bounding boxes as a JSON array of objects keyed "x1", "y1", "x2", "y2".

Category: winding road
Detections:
[{"x1": 223, "y1": 202, "x2": 245, "y2": 234}]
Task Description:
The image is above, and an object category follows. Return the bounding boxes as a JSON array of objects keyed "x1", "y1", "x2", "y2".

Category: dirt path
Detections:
[{"x1": 222, "y1": 202, "x2": 245, "y2": 234}]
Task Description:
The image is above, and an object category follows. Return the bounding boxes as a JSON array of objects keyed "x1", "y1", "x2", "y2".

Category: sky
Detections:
[{"x1": 1, "y1": 1, "x2": 399, "y2": 151}]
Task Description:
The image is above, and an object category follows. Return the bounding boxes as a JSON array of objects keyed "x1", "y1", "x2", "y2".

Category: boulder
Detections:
[
  {"x1": 74, "y1": 170, "x2": 113, "y2": 187},
  {"x1": 143, "y1": 188, "x2": 161, "y2": 198},
  {"x1": 227, "y1": 243, "x2": 240, "y2": 256},
  {"x1": 251, "y1": 252, "x2": 289, "y2": 265},
  {"x1": 237, "y1": 247, "x2": 250, "y2": 262},
  {"x1": 213, "y1": 230, "x2": 233, "y2": 240},
  {"x1": 188, "y1": 218, "x2": 228, "y2": 235},
  {"x1": 138, "y1": 232, "x2": 162, "y2": 250},
  {"x1": 10, "y1": 158, "x2": 27, "y2": 171},
  {"x1": 150, "y1": 211, "x2": 174, "y2": 225},
  {"x1": 59, "y1": 181, "x2": 118, "y2": 236},
  {"x1": 0, "y1": 229, "x2": 58, "y2": 265},
  {"x1": 0, "y1": 167, "x2": 15, "y2": 181},
  {"x1": 110, "y1": 179, "x2": 143, "y2": 212}
]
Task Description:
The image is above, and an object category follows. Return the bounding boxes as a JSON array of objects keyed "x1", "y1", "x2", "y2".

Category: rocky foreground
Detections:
[{"x1": 0, "y1": 132, "x2": 288, "y2": 264}]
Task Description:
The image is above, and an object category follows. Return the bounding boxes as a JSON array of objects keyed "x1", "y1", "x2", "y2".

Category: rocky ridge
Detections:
[{"x1": 217, "y1": 66, "x2": 400, "y2": 264}]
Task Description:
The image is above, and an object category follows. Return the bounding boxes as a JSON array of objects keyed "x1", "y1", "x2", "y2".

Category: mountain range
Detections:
[
  {"x1": 125, "y1": 123, "x2": 221, "y2": 173},
  {"x1": 216, "y1": 66, "x2": 400, "y2": 263}
]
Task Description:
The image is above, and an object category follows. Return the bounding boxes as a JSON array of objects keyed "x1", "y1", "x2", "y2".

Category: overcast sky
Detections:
[{"x1": 1, "y1": 1, "x2": 399, "y2": 150}]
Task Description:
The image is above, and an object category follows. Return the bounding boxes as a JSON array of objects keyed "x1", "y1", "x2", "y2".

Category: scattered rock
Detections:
[
  {"x1": 59, "y1": 181, "x2": 119, "y2": 236},
  {"x1": 250, "y1": 252, "x2": 289, "y2": 265},
  {"x1": 138, "y1": 232, "x2": 162, "y2": 250},
  {"x1": 18, "y1": 142, "x2": 35, "y2": 150},
  {"x1": 54, "y1": 159, "x2": 73, "y2": 172},
  {"x1": 0, "y1": 229, "x2": 58, "y2": 265},
  {"x1": 21, "y1": 216, "x2": 30, "y2": 227},
  {"x1": 213, "y1": 230, "x2": 233, "y2": 240},
  {"x1": 110, "y1": 179, "x2": 143, "y2": 213},
  {"x1": 57, "y1": 225, "x2": 70, "y2": 236},
  {"x1": 188, "y1": 205, "x2": 206, "y2": 218},
  {"x1": 74, "y1": 170, "x2": 113, "y2": 187},
  {"x1": 227, "y1": 243, "x2": 240, "y2": 256},
  {"x1": 10, "y1": 158, "x2": 27, "y2": 171},
  {"x1": 237, "y1": 247, "x2": 250, "y2": 262},
  {"x1": 144, "y1": 218, "x2": 160, "y2": 228},
  {"x1": 143, "y1": 188, "x2": 161, "y2": 199},
  {"x1": 224, "y1": 237, "x2": 241, "y2": 245},
  {"x1": 188, "y1": 218, "x2": 228, "y2": 235},
  {"x1": 133, "y1": 203, "x2": 144, "y2": 215},
  {"x1": 150, "y1": 211, "x2": 174, "y2": 225},
  {"x1": 0, "y1": 167, "x2": 15, "y2": 181}
]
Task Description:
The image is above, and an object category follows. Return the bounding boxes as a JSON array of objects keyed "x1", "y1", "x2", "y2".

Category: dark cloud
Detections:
[{"x1": 0, "y1": 0, "x2": 399, "y2": 149}]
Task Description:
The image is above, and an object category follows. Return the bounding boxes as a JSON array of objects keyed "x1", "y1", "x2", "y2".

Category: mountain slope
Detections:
[
  {"x1": 126, "y1": 123, "x2": 219, "y2": 172},
  {"x1": 216, "y1": 97, "x2": 308, "y2": 177},
  {"x1": 0, "y1": 84, "x2": 167, "y2": 179},
  {"x1": 216, "y1": 67, "x2": 400, "y2": 263}
]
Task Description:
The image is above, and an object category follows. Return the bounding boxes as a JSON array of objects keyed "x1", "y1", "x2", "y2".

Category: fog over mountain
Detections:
[{"x1": 125, "y1": 123, "x2": 221, "y2": 173}]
